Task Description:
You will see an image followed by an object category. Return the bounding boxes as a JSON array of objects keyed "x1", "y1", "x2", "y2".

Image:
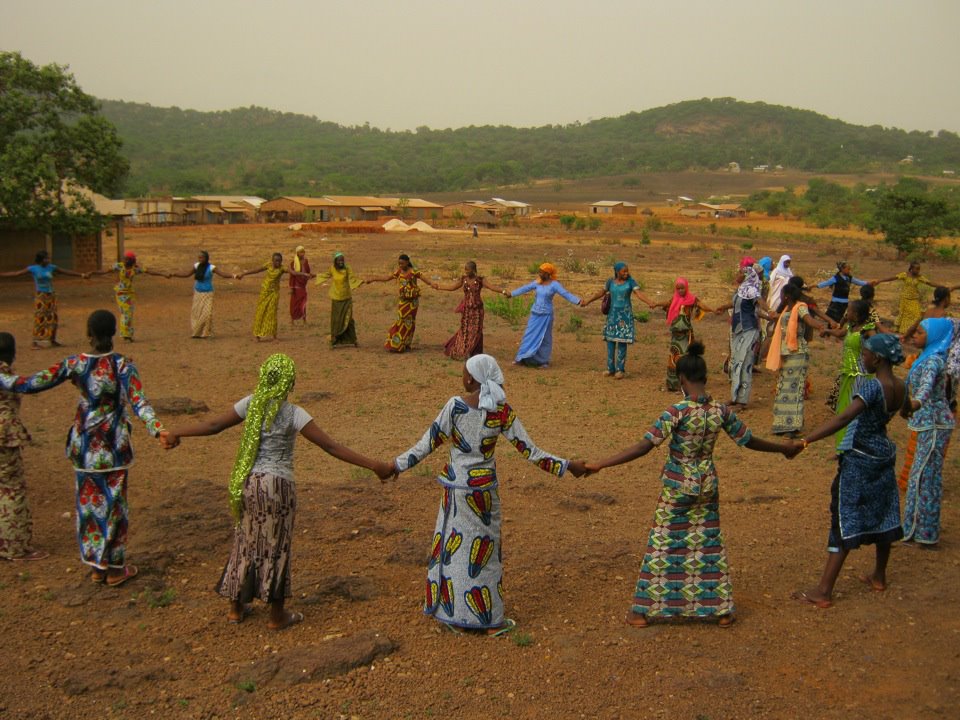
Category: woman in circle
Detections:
[
  {"x1": 435, "y1": 261, "x2": 503, "y2": 361},
  {"x1": 651, "y1": 277, "x2": 713, "y2": 392},
  {"x1": 238, "y1": 252, "x2": 310, "y2": 342},
  {"x1": 504, "y1": 263, "x2": 583, "y2": 368},
  {"x1": 171, "y1": 251, "x2": 235, "y2": 339},
  {"x1": 874, "y1": 261, "x2": 957, "y2": 334},
  {"x1": 584, "y1": 341, "x2": 797, "y2": 628},
  {"x1": 0, "y1": 250, "x2": 86, "y2": 348},
  {"x1": 714, "y1": 263, "x2": 772, "y2": 408},
  {"x1": 0, "y1": 310, "x2": 165, "y2": 584},
  {"x1": 161, "y1": 353, "x2": 394, "y2": 628},
  {"x1": 89, "y1": 251, "x2": 170, "y2": 342},
  {"x1": 817, "y1": 261, "x2": 871, "y2": 325},
  {"x1": 822, "y1": 300, "x2": 876, "y2": 450},
  {"x1": 766, "y1": 283, "x2": 827, "y2": 436},
  {"x1": 391, "y1": 353, "x2": 586, "y2": 634},
  {"x1": 289, "y1": 245, "x2": 312, "y2": 326},
  {"x1": 367, "y1": 254, "x2": 438, "y2": 353},
  {"x1": 766, "y1": 254, "x2": 793, "y2": 313},
  {"x1": 582, "y1": 262, "x2": 656, "y2": 378},
  {"x1": 314, "y1": 251, "x2": 365, "y2": 348}
]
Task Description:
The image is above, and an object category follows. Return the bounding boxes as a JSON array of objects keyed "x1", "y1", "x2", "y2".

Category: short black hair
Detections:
[
  {"x1": 87, "y1": 310, "x2": 117, "y2": 346},
  {"x1": 34, "y1": 250, "x2": 49, "y2": 264},
  {"x1": 676, "y1": 340, "x2": 707, "y2": 383},
  {"x1": 848, "y1": 299, "x2": 870, "y2": 325},
  {"x1": 788, "y1": 275, "x2": 804, "y2": 288},
  {"x1": 782, "y1": 283, "x2": 802, "y2": 302},
  {"x1": 859, "y1": 284, "x2": 875, "y2": 301},
  {"x1": 0, "y1": 332, "x2": 15, "y2": 365},
  {"x1": 934, "y1": 286, "x2": 951, "y2": 304}
]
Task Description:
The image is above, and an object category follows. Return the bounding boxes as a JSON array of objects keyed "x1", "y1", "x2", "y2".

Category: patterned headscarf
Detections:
[
  {"x1": 863, "y1": 333, "x2": 905, "y2": 365},
  {"x1": 737, "y1": 266, "x2": 762, "y2": 300},
  {"x1": 466, "y1": 354, "x2": 507, "y2": 411},
  {"x1": 666, "y1": 277, "x2": 697, "y2": 325},
  {"x1": 228, "y1": 354, "x2": 296, "y2": 522},
  {"x1": 909, "y1": 317, "x2": 954, "y2": 383},
  {"x1": 539, "y1": 263, "x2": 558, "y2": 282},
  {"x1": 292, "y1": 245, "x2": 306, "y2": 272}
]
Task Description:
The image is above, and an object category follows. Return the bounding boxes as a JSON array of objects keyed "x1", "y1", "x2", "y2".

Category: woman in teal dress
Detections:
[
  {"x1": 822, "y1": 300, "x2": 875, "y2": 450},
  {"x1": 583, "y1": 262, "x2": 656, "y2": 378}
]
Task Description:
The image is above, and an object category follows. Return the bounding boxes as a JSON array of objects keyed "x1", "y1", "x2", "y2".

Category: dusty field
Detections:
[{"x1": 0, "y1": 223, "x2": 957, "y2": 720}]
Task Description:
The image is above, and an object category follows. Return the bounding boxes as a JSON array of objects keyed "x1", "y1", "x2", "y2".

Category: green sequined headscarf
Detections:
[{"x1": 228, "y1": 353, "x2": 296, "y2": 521}]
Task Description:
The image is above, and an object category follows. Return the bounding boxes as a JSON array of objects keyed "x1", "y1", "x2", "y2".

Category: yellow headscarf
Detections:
[
  {"x1": 539, "y1": 263, "x2": 558, "y2": 283},
  {"x1": 292, "y1": 246, "x2": 306, "y2": 273}
]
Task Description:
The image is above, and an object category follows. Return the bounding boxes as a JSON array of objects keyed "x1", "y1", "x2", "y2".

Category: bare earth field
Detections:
[{"x1": 0, "y1": 223, "x2": 957, "y2": 720}]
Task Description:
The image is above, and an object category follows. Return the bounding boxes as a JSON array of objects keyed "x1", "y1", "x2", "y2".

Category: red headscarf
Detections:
[
  {"x1": 739, "y1": 256, "x2": 756, "y2": 270},
  {"x1": 666, "y1": 277, "x2": 697, "y2": 325}
]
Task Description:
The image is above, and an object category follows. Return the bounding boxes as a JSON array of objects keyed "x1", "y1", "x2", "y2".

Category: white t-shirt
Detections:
[{"x1": 234, "y1": 396, "x2": 312, "y2": 480}]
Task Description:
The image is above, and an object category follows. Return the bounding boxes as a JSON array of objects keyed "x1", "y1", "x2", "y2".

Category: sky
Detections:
[{"x1": 2, "y1": 0, "x2": 959, "y2": 133}]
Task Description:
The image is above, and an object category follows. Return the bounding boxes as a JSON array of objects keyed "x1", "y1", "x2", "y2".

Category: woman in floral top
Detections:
[
  {"x1": 0, "y1": 310, "x2": 164, "y2": 584},
  {"x1": 585, "y1": 341, "x2": 797, "y2": 628},
  {"x1": 367, "y1": 254, "x2": 438, "y2": 353},
  {"x1": 90, "y1": 251, "x2": 170, "y2": 341}
]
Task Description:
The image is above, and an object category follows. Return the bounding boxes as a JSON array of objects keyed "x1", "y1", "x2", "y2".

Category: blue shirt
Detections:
[
  {"x1": 193, "y1": 263, "x2": 215, "y2": 293},
  {"x1": 511, "y1": 280, "x2": 580, "y2": 314},
  {"x1": 27, "y1": 264, "x2": 57, "y2": 293},
  {"x1": 817, "y1": 274, "x2": 867, "y2": 303}
]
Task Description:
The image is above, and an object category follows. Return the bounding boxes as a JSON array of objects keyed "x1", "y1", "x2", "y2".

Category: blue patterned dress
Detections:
[
  {"x1": 828, "y1": 378, "x2": 903, "y2": 551},
  {"x1": 395, "y1": 397, "x2": 568, "y2": 629},
  {"x1": 0, "y1": 354, "x2": 162, "y2": 568},
  {"x1": 603, "y1": 277, "x2": 639, "y2": 374},
  {"x1": 633, "y1": 395, "x2": 751, "y2": 620},
  {"x1": 902, "y1": 355, "x2": 954, "y2": 544}
]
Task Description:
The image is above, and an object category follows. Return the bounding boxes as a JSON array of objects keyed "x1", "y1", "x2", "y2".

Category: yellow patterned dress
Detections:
[
  {"x1": 113, "y1": 263, "x2": 145, "y2": 340},
  {"x1": 253, "y1": 265, "x2": 284, "y2": 339},
  {"x1": 0, "y1": 361, "x2": 32, "y2": 559},
  {"x1": 894, "y1": 272, "x2": 931, "y2": 334}
]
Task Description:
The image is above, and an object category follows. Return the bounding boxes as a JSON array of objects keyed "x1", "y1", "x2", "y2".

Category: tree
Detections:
[
  {"x1": 870, "y1": 179, "x2": 950, "y2": 257},
  {"x1": 0, "y1": 51, "x2": 129, "y2": 235}
]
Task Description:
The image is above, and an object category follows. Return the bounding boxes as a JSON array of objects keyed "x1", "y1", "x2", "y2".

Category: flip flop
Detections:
[
  {"x1": 227, "y1": 604, "x2": 254, "y2": 624},
  {"x1": 792, "y1": 590, "x2": 832, "y2": 609},
  {"x1": 11, "y1": 549, "x2": 49, "y2": 561},
  {"x1": 488, "y1": 618, "x2": 517, "y2": 638},
  {"x1": 858, "y1": 575, "x2": 886, "y2": 592},
  {"x1": 717, "y1": 615, "x2": 736, "y2": 628},
  {"x1": 268, "y1": 611, "x2": 304, "y2": 631},
  {"x1": 441, "y1": 623, "x2": 465, "y2": 636},
  {"x1": 90, "y1": 569, "x2": 106, "y2": 584},
  {"x1": 624, "y1": 611, "x2": 649, "y2": 628},
  {"x1": 105, "y1": 565, "x2": 139, "y2": 587}
]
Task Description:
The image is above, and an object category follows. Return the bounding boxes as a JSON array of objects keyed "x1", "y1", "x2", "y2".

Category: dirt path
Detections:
[{"x1": 0, "y1": 224, "x2": 956, "y2": 719}]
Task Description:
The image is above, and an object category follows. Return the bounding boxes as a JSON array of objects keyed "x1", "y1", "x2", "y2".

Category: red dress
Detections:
[{"x1": 444, "y1": 276, "x2": 484, "y2": 360}]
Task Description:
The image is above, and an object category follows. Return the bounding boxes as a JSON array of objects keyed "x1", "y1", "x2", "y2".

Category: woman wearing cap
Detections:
[
  {"x1": 791, "y1": 333, "x2": 906, "y2": 609},
  {"x1": 391, "y1": 354, "x2": 586, "y2": 634},
  {"x1": 0, "y1": 249, "x2": 87, "y2": 348},
  {"x1": 289, "y1": 245, "x2": 312, "y2": 326},
  {"x1": 0, "y1": 310, "x2": 165, "y2": 585},
  {"x1": 161, "y1": 353, "x2": 395, "y2": 629},
  {"x1": 90, "y1": 251, "x2": 170, "y2": 341},
  {"x1": 504, "y1": 263, "x2": 583, "y2": 368}
]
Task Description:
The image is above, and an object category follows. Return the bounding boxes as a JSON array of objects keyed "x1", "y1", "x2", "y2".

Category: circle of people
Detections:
[{"x1": 0, "y1": 248, "x2": 956, "y2": 631}]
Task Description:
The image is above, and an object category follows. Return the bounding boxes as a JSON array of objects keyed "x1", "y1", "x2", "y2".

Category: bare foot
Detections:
[
  {"x1": 624, "y1": 610, "x2": 649, "y2": 628},
  {"x1": 718, "y1": 614, "x2": 736, "y2": 628},
  {"x1": 858, "y1": 574, "x2": 886, "y2": 592},
  {"x1": 267, "y1": 610, "x2": 304, "y2": 630},
  {"x1": 792, "y1": 589, "x2": 833, "y2": 608}
]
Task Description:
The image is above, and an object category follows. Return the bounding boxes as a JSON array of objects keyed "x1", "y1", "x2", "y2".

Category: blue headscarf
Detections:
[
  {"x1": 613, "y1": 262, "x2": 627, "y2": 276},
  {"x1": 758, "y1": 257, "x2": 772, "y2": 281},
  {"x1": 863, "y1": 333, "x2": 905, "y2": 365},
  {"x1": 908, "y1": 317, "x2": 954, "y2": 382}
]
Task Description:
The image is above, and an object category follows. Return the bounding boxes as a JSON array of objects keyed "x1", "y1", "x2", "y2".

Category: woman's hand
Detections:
[
  {"x1": 567, "y1": 459, "x2": 588, "y2": 477},
  {"x1": 159, "y1": 431, "x2": 179, "y2": 450},
  {"x1": 374, "y1": 460, "x2": 398, "y2": 482},
  {"x1": 782, "y1": 440, "x2": 804, "y2": 460}
]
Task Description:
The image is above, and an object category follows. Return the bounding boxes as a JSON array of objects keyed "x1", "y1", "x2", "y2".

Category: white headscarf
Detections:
[
  {"x1": 737, "y1": 266, "x2": 762, "y2": 300},
  {"x1": 465, "y1": 354, "x2": 506, "y2": 411},
  {"x1": 772, "y1": 254, "x2": 793, "y2": 279},
  {"x1": 767, "y1": 254, "x2": 793, "y2": 309}
]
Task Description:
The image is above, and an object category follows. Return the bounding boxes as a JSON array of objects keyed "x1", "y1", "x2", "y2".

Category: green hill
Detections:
[{"x1": 99, "y1": 97, "x2": 960, "y2": 197}]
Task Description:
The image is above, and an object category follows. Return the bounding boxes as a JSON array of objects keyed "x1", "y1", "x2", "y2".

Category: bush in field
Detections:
[
  {"x1": 484, "y1": 295, "x2": 531, "y2": 327},
  {"x1": 559, "y1": 214, "x2": 577, "y2": 229}
]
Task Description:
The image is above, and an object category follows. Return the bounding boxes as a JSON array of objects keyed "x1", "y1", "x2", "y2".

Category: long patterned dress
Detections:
[
  {"x1": 444, "y1": 276, "x2": 485, "y2": 360},
  {"x1": 113, "y1": 263, "x2": 145, "y2": 340},
  {"x1": 253, "y1": 265, "x2": 284, "y2": 338},
  {"x1": 511, "y1": 280, "x2": 581, "y2": 366},
  {"x1": 191, "y1": 263, "x2": 216, "y2": 338},
  {"x1": 771, "y1": 304, "x2": 810, "y2": 435},
  {"x1": 901, "y1": 354, "x2": 954, "y2": 544},
  {"x1": 895, "y1": 272, "x2": 931, "y2": 334},
  {"x1": 666, "y1": 305, "x2": 697, "y2": 391},
  {"x1": 828, "y1": 378, "x2": 903, "y2": 551},
  {"x1": 288, "y1": 258, "x2": 311, "y2": 322},
  {"x1": 0, "y1": 361, "x2": 32, "y2": 559},
  {"x1": 828, "y1": 322, "x2": 875, "y2": 450},
  {"x1": 604, "y1": 278, "x2": 639, "y2": 374},
  {"x1": 632, "y1": 395, "x2": 751, "y2": 620},
  {"x1": 385, "y1": 269, "x2": 424, "y2": 352},
  {"x1": 27, "y1": 264, "x2": 58, "y2": 345},
  {"x1": 0, "y1": 354, "x2": 163, "y2": 568},
  {"x1": 395, "y1": 397, "x2": 568, "y2": 630},
  {"x1": 315, "y1": 264, "x2": 364, "y2": 346}
]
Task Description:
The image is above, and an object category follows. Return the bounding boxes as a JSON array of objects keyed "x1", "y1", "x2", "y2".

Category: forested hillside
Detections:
[{"x1": 100, "y1": 98, "x2": 960, "y2": 197}]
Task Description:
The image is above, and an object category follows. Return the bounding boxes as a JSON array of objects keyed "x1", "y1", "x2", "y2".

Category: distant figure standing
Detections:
[
  {"x1": 238, "y1": 253, "x2": 309, "y2": 342},
  {"x1": 289, "y1": 245, "x2": 312, "y2": 325},
  {"x1": 314, "y1": 252, "x2": 365, "y2": 348},
  {"x1": 874, "y1": 261, "x2": 957, "y2": 334},
  {"x1": 89, "y1": 251, "x2": 170, "y2": 342},
  {"x1": 435, "y1": 261, "x2": 503, "y2": 361},
  {"x1": 366, "y1": 254, "x2": 438, "y2": 353},
  {"x1": 0, "y1": 250, "x2": 86, "y2": 348},
  {"x1": 505, "y1": 263, "x2": 583, "y2": 368},
  {"x1": 171, "y1": 251, "x2": 236, "y2": 339},
  {"x1": 472, "y1": 224, "x2": 479, "y2": 238}
]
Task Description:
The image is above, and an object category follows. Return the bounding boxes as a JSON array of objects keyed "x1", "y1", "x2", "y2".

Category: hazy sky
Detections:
[{"x1": 3, "y1": 0, "x2": 959, "y2": 133}]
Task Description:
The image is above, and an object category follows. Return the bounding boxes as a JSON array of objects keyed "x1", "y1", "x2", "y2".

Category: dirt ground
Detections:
[{"x1": 0, "y1": 223, "x2": 957, "y2": 720}]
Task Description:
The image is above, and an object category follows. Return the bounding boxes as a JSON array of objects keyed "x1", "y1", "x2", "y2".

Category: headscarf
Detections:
[
  {"x1": 758, "y1": 257, "x2": 772, "y2": 281},
  {"x1": 908, "y1": 317, "x2": 954, "y2": 383},
  {"x1": 772, "y1": 254, "x2": 793, "y2": 280},
  {"x1": 613, "y1": 262, "x2": 627, "y2": 276},
  {"x1": 739, "y1": 256, "x2": 756, "y2": 270},
  {"x1": 465, "y1": 354, "x2": 507, "y2": 411},
  {"x1": 194, "y1": 250, "x2": 210, "y2": 282},
  {"x1": 863, "y1": 333, "x2": 905, "y2": 366},
  {"x1": 737, "y1": 266, "x2": 762, "y2": 300},
  {"x1": 666, "y1": 277, "x2": 697, "y2": 325},
  {"x1": 228, "y1": 354, "x2": 296, "y2": 522},
  {"x1": 292, "y1": 245, "x2": 306, "y2": 272},
  {"x1": 123, "y1": 251, "x2": 136, "y2": 261},
  {"x1": 538, "y1": 263, "x2": 558, "y2": 283}
]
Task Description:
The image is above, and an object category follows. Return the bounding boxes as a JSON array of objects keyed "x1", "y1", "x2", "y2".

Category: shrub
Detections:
[
  {"x1": 559, "y1": 214, "x2": 576, "y2": 229},
  {"x1": 563, "y1": 314, "x2": 584, "y2": 333},
  {"x1": 574, "y1": 217, "x2": 588, "y2": 231},
  {"x1": 634, "y1": 310, "x2": 650, "y2": 323},
  {"x1": 484, "y1": 295, "x2": 531, "y2": 327},
  {"x1": 588, "y1": 217, "x2": 602, "y2": 231},
  {"x1": 641, "y1": 229, "x2": 651, "y2": 245}
]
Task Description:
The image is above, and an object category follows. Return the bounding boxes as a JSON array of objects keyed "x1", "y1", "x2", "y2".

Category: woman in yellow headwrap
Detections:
[
  {"x1": 503, "y1": 263, "x2": 583, "y2": 367},
  {"x1": 315, "y1": 251, "x2": 365, "y2": 347},
  {"x1": 288, "y1": 245, "x2": 312, "y2": 325},
  {"x1": 161, "y1": 353, "x2": 395, "y2": 629}
]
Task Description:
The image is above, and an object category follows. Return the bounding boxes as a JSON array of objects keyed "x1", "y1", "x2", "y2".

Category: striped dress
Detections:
[{"x1": 632, "y1": 395, "x2": 751, "y2": 620}]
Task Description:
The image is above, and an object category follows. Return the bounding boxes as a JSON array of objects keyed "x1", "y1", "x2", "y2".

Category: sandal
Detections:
[
  {"x1": 624, "y1": 611, "x2": 649, "y2": 628},
  {"x1": 268, "y1": 611, "x2": 304, "y2": 631},
  {"x1": 488, "y1": 618, "x2": 517, "y2": 637},
  {"x1": 90, "y1": 569, "x2": 106, "y2": 584},
  {"x1": 717, "y1": 615, "x2": 736, "y2": 628},
  {"x1": 227, "y1": 604, "x2": 254, "y2": 624},
  {"x1": 105, "y1": 565, "x2": 139, "y2": 587},
  {"x1": 792, "y1": 590, "x2": 832, "y2": 609},
  {"x1": 11, "y1": 549, "x2": 49, "y2": 562}
]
